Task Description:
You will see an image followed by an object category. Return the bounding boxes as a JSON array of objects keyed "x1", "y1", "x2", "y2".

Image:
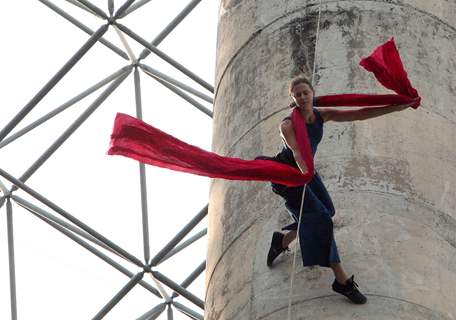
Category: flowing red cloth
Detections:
[
  {"x1": 317, "y1": 38, "x2": 420, "y2": 108},
  {"x1": 108, "y1": 38, "x2": 420, "y2": 186},
  {"x1": 108, "y1": 112, "x2": 311, "y2": 186}
]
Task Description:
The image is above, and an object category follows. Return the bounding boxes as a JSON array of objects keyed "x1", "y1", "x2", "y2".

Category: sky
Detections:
[{"x1": 0, "y1": 1, "x2": 217, "y2": 319}]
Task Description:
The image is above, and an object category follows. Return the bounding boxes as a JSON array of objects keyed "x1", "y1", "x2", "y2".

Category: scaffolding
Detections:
[{"x1": 0, "y1": 1, "x2": 214, "y2": 319}]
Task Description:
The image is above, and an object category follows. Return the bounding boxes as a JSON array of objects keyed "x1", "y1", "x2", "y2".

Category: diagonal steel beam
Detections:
[
  {"x1": 40, "y1": 0, "x2": 129, "y2": 60},
  {"x1": 171, "y1": 261, "x2": 206, "y2": 299},
  {"x1": 173, "y1": 301, "x2": 203, "y2": 320},
  {"x1": 161, "y1": 229, "x2": 207, "y2": 263},
  {"x1": 152, "y1": 271, "x2": 204, "y2": 309},
  {"x1": 0, "y1": 168, "x2": 145, "y2": 268},
  {"x1": 138, "y1": 0, "x2": 202, "y2": 58},
  {"x1": 119, "y1": 0, "x2": 154, "y2": 18},
  {"x1": 75, "y1": 0, "x2": 108, "y2": 19},
  {"x1": 92, "y1": 271, "x2": 145, "y2": 320},
  {"x1": 115, "y1": 22, "x2": 214, "y2": 93},
  {"x1": 6, "y1": 198, "x2": 18, "y2": 320},
  {"x1": 136, "y1": 303, "x2": 166, "y2": 320},
  {"x1": 16, "y1": 67, "x2": 131, "y2": 185},
  {"x1": 13, "y1": 196, "x2": 162, "y2": 298},
  {"x1": 140, "y1": 63, "x2": 213, "y2": 104},
  {"x1": 114, "y1": 25, "x2": 137, "y2": 62},
  {"x1": 141, "y1": 69, "x2": 213, "y2": 118},
  {"x1": 149, "y1": 205, "x2": 208, "y2": 266},
  {"x1": 0, "y1": 66, "x2": 131, "y2": 149},
  {"x1": 0, "y1": 179, "x2": 8, "y2": 195},
  {"x1": 13, "y1": 195, "x2": 123, "y2": 259},
  {"x1": 65, "y1": 0, "x2": 100, "y2": 17},
  {"x1": 0, "y1": 23, "x2": 109, "y2": 142},
  {"x1": 114, "y1": 0, "x2": 137, "y2": 19}
]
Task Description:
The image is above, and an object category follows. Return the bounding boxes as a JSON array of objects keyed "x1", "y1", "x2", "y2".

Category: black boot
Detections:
[
  {"x1": 267, "y1": 232, "x2": 288, "y2": 267},
  {"x1": 332, "y1": 275, "x2": 367, "y2": 304}
]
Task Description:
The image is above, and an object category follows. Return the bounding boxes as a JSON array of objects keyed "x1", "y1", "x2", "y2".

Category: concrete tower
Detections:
[{"x1": 207, "y1": 1, "x2": 456, "y2": 319}]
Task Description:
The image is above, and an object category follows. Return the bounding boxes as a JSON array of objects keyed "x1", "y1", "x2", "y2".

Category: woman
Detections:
[{"x1": 267, "y1": 76, "x2": 415, "y2": 304}]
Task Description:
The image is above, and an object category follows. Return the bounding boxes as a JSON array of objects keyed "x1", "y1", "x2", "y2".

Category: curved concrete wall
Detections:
[{"x1": 207, "y1": 1, "x2": 456, "y2": 319}]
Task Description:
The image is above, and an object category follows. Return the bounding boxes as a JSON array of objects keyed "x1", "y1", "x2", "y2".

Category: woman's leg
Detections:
[
  {"x1": 282, "y1": 230, "x2": 297, "y2": 248},
  {"x1": 329, "y1": 262, "x2": 349, "y2": 284}
]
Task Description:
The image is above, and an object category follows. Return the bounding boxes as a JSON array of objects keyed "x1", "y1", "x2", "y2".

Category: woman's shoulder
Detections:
[{"x1": 313, "y1": 107, "x2": 326, "y2": 123}]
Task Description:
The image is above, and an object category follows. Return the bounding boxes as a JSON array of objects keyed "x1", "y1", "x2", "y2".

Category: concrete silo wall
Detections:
[{"x1": 206, "y1": 1, "x2": 456, "y2": 319}]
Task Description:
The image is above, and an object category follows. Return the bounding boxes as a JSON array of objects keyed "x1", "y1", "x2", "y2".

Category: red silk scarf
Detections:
[{"x1": 108, "y1": 38, "x2": 420, "y2": 186}]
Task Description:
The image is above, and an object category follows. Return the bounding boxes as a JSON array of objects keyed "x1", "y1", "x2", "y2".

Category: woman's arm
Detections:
[
  {"x1": 317, "y1": 100, "x2": 416, "y2": 122},
  {"x1": 280, "y1": 119, "x2": 309, "y2": 174}
]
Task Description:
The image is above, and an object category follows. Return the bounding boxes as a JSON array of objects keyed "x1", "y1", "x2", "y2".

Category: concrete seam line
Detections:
[
  {"x1": 204, "y1": 219, "x2": 257, "y2": 302},
  {"x1": 257, "y1": 293, "x2": 452, "y2": 320},
  {"x1": 330, "y1": 189, "x2": 456, "y2": 248},
  {"x1": 223, "y1": 102, "x2": 456, "y2": 158},
  {"x1": 214, "y1": 0, "x2": 456, "y2": 99}
]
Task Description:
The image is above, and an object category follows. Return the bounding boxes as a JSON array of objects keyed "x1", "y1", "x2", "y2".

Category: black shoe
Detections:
[
  {"x1": 332, "y1": 275, "x2": 367, "y2": 304},
  {"x1": 267, "y1": 232, "x2": 288, "y2": 267}
]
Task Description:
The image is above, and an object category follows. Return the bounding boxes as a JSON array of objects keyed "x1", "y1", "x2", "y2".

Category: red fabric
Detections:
[
  {"x1": 316, "y1": 38, "x2": 420, "y2": 108},
  {"x1": 108, "y1": 113, "x2": 311, "y2": 186},
  {"x1": 108, "y1": 38, "x2": 420, "y2": 186}
]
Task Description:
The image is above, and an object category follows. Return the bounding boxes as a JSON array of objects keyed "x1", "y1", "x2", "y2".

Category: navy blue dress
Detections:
[{"x1": 271, "y1": 109, "x2": 340, "y2": 267}]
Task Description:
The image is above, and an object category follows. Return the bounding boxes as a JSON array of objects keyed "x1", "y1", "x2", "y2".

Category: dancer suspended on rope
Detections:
[
  {"x1": 108, "y1": 38, "x2": 420, "y2": 306},
  {"x1": 265, "y1": 75, "x2": 417, "y2": 304}
]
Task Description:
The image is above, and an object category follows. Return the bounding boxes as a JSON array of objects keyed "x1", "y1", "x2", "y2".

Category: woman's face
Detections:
[{"x1": 291, "y1": 82, "x2": 313, "y2": 109}]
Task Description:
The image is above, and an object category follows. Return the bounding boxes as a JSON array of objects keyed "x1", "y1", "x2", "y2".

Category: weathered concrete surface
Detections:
[{"x1": 207, "y1": 1, "x2": 456, "y2": 319}]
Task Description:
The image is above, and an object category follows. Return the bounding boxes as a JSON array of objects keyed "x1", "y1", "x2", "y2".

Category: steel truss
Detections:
[{"x1": 0, "y1": 1, "x2": 213, "y2": 319}]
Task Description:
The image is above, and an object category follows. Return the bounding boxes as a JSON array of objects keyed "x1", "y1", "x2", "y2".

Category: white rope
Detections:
[{"x1": 286, "y1": 0, "x2": 323, "y2": 319}]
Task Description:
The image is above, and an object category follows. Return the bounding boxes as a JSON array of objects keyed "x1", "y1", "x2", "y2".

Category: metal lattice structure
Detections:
[{"x1": 0, "y1": 1, "x2": 214, "y2": 319}]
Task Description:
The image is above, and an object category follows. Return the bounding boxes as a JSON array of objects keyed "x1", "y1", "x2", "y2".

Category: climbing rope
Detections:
[{"x1": 287, "y1": 0, "x2": 323, "y2": 319}]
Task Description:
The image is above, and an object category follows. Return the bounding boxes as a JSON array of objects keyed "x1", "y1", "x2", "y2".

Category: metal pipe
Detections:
[
  {"x1": 13, "y1": 195, "x2": 122, "y2": 259},
  {"x1": 114, "y1": 25, "x2": 137, "y2": 62},
  {"x1": 134, "y1": 67, "x2": 151, "y2": 264},
  {"x1": 17, "y1": 67, "x2": 131, "y2": 185},
  {"x1": 6, "y1": 198, "x2": 18, "y2": 320},
  {"x1": 134, "y1": 67, "x2": 143, "y2": 119},
  {"x1": 65, "y1": 0, "x2": 100, "y2": 17},
  {"x1": 0, "y1": 168, "x2": 145, "y2": 268},
  {"x1": 0, "y1": 66, "x2": 131, "y2": 149},
  {"x1": 173, "y1": 301, "x2": 203, "y2": 320},
  {"x1": 151, "y1": 271, "x2": 204, "y2": 309},
  {"x1": 171, "y1": 260, "x2": 206, "y2": 299},
  {"x1": 140, "y1": 63, "x2": 213, "y2": 104},
  {"x1": 115, "y1": 22, "x2": 214, "y2": 93},
  {"x1": 167, "y1": 305, "x2": 174, "y2": 320},
  {"x1": 14, "y1": 198, "x2": 162, "y2": 298},
  {"x1": 142, "y1": 71, "x2": 213, "y2": 118},
  {"x1": 92, "y1": 271, "x2": 145, "y2": 320},
  {"x1": 161, "y1": 229, "x2": 207, "y2": 263},
  {"x1": 149, "y1": 273, "x2": 171, "y2": 302},
  {"x1": 0, "y1": 179, "x2": 8, "y2": 194},
  {"x1": 40, "y1": 0, "x2": 128, "y2": 60},
  {"x1": 119, "y1": 0, "x2": 153, "y2": 18},
  {"x1": 75, "y1": 0, "x2": 108, "y2": 19},
  {"x1": 108, "y1": 0, "x2": 114, "y2": 16},
  {"x1": 136, "y1": 303, "x2": 166, "y2": 320},
  {"x1": 114, "y1": 0, "x2": 137, "y2": 19},
  {"x1": 139, "y1": 0, "x2": 202, "y2": 58},
  {"x1": 149, "y1": 205, "x2": 208, "y2": 266},
  {"x1": 0, "y1": 23, "x2": 109, "y2": 142}
]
